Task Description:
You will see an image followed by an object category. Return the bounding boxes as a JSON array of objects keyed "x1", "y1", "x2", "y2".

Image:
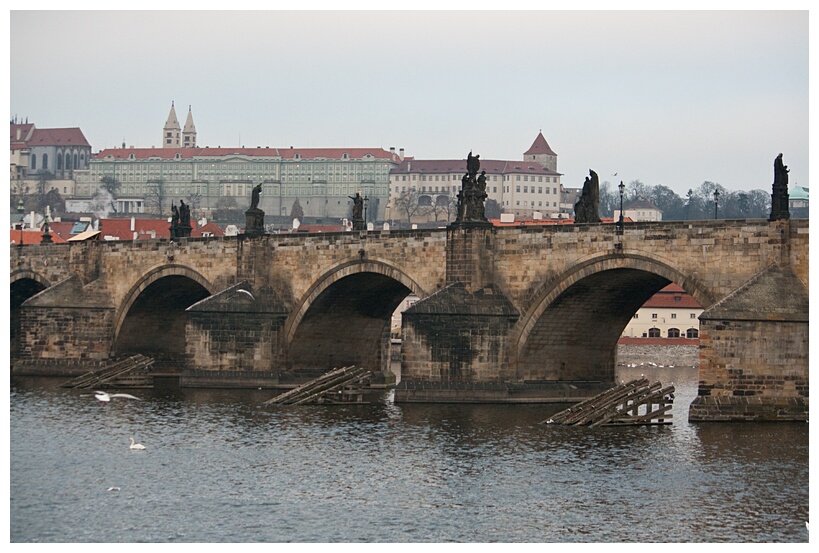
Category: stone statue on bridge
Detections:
[
  {"x1": 245, "y1": 182, "x2": 266, "y2": 237},
  {"x1": 574, "y1": 169, "x2": 602, "y2": 224},
  {"x1": 453, "y1": 152, "x2": 490, "y2": 227},
  {"x1": 349, "y1": 192, "x2": 365, "y2": 231},
  {"x1": 170, "y1": 200, "x2": 192, "y2": 238},
  {"x1": 769, "y1": 153, "x2": 790, "y2": 221}
]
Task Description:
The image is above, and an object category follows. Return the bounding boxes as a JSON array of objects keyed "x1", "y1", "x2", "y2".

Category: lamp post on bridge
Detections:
[
  {"x1": 714, "y1": 189, "x2": 720, "y2": 219},
  {"x1": 17, "y1": 198, "x2": 24, "y2": 248},
  {"x1": 617, "y1": 181, "x2": 625, "y2": 232}
]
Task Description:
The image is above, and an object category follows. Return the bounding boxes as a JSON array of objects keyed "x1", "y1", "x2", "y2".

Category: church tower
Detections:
[
  {"x1": 163, "y1": 101, "x2": 181, "y2": 148},
  {"x1": 524, "y1": 131, "x2": 557, "y2": 172},
  {"x1": 182, "y1": 105, "x2": 197, "y2": 148}
]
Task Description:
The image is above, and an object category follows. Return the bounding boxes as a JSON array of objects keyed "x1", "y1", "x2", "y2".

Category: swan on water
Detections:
[
  {"x1": 94, "y1": 391, "x2": 142, "y2": 402},
  {"x1": 129, "y1": 437, "x2": 146, "y2": 450}
]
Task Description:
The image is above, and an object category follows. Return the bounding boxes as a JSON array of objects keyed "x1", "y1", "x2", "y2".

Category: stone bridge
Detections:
[{"x1": 10, "y1": 218, "x2": 808, "y2": 420}]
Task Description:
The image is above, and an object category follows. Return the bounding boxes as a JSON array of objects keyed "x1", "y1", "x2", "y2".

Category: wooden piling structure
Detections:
[
  {"x1": 60, "y1": 354, "x2": 155, "y2": 389},
  {"x1": 263, "y1": 366, "x2": 373, "y2": 405},
  {"x1": 540, "y1": 378, "x2": 675, "y2": 426}
]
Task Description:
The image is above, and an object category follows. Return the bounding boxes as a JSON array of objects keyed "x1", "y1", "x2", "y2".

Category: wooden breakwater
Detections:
[
  {"x1": 263, "y1": 366, "x2": 373, "y2": 405},
  {"x1": 541, "y1": 378, "x2": 675, "y2": 427},
  {"x1": 59, "y1": 354, "x2": 155, "y2": 389}
]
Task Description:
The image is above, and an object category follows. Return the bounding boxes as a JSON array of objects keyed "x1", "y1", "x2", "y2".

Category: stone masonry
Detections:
[{"x1": 10, "y1": 219, "x2": 808, "y2": 420}]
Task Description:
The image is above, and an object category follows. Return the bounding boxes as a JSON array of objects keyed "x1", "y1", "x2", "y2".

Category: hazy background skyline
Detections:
[{"x1": 9, "y1": 10, "x2": 809, "y2": 197}]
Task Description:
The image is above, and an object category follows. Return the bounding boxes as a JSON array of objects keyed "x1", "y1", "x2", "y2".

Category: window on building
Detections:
[
  {"x1": 686, "y1": 328, "x2": 699, "y2": 338},
  {"x1": 668, "y1": 328, "x2": 681, "y2": 338},
  {"x1": 538, "y1": 187, "x2": 542, "y2": 194},
  {"x1": 42, "y1": 154, "x2": 48, "y2": 169},
  {"x1": 690, "y1": 313, "x2": 697, "y2": 319},
  {"x1": 523, "y1": 186, "x2": 528, "y2": 193},
  {"x1": 633, "y1": 314, "x2": 639, "y2": 319},
  {"x1": 671, "y1": 313, "x2": 677, "y2": 319},
  {"x1": 651, "y1": 313, "x2": 658, "y2": 319},
  {"x1": 516, "y1": 186, "x2": 520, "y2": 193},
  {"x1": 648, "y1": 328, "x2": 661, "y2": 338}
]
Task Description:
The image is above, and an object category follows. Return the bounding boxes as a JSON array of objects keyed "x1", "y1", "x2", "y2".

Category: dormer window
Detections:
[{"x1": 294, "y1": 153, "x2": 301, "y2": 160}]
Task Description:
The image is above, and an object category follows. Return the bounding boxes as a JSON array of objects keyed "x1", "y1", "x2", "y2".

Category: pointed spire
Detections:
[
  {"x1": 165, "y1": 101, "x2": 180, "y2": 129},
  {"x1": 524, "y1": 132, "x2": 556, "y2": 156},
  {"x1": 163, "y1": 101, "x2": 181, "y2": 148},
  {"x1": 183, "y1": 105, "x2": 196, "y2": 133}
]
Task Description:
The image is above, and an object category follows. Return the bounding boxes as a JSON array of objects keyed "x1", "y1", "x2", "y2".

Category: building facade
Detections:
[
  {"x1": 387, "y1": 133, "x2": 564, "y2": 224},
  {"x1": 10, "y1": 120, "x2": 92, "y2": 196},
  {"x1": 74, "y1": 146, "x2": 399, "y2": 220},
  {"x1": 614, "y1": 197, "x2": 663, "y2": 222},
  {"x1": 621, "y1": 283, "x2": 703, "y2": 339}
]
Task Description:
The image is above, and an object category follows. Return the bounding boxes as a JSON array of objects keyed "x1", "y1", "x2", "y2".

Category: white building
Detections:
[
  {"x1": 614, "y1": 197, "x2": 663, "y2": 222},
  {"x1": 386, "y1": 133, "x2": 564, "y2": 224},
  {"x1": 621, "y1": 284, "x2": 703, "y2": 339}
]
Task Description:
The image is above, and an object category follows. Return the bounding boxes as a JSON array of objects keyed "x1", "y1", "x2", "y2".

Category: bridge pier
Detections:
[
  {"x1": 689, "y1": 265, "x2": 809, "y2": 421},
  {"x1": 9, "y1": 220, "x2": 809, "y2": 419}
]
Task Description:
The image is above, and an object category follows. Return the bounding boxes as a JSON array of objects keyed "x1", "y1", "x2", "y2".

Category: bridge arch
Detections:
[
  {"x1": 513, "y1": 253, "x2": 714, "y2": 382},
  {"x1": 10, "y1": 270, "x2": 51, "y2": 357},
  {"x1": 284, "y1": 258, "x2": 426, "y2": 372},
  {"x1": 113, "y1": 264, "x2": 215, "y2": 359}
]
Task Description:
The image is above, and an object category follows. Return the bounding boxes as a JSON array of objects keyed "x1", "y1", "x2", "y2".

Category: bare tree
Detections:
[
  {"x1": 145, "y1": 178, "x2": 167, "y2": 216},
  {"x1": 394, "y1": 188, "x2": 422, "y2": 226},
  {"x1": 11, "y1": 180, "x2": 30, "y2": 211},
  {"x1": 99, "y1": 176, "x2": 121, "y2": 213},
  {"x1": 185, "y1": 191, "x2": 203, "y2": 221}
]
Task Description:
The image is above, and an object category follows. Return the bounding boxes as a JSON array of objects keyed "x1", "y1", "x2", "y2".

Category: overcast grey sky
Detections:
[{"x1": 8, "y1": 8, "x2": 810, "y2": 196}]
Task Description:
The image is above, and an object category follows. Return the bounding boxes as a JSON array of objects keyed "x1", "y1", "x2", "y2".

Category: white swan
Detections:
[
  {"x1": 94, "y1": 391, "x2": 142, "y2": 402},
  {"x1": 235, "y1": 289, "x2": 255, "y2": 301},
  {"x1": 129, "y1": 437, "x2": 146, "y2": 450}
]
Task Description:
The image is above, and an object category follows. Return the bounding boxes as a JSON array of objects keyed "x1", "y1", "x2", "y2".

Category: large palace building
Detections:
[
  {"x1": 71, "y1": 104, "x2": 398, "y2": 221},
  {"x1": 387, "y1": 133, "x2": 563, "y2": 224},
  {"x1": 26, "y1": 105, "x2": 565, "y2": 225}
]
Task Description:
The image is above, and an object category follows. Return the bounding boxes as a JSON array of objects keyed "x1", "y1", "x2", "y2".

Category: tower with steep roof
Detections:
[
  {"x1": 182, "y1": 105, "x2": 197, "y2": 148},
  {"x1": 163, "y1": 102, "x2": 181, "y2": 148},
  {"x1": 524, "y1": 131, "x2": 557, "y2": 172}
]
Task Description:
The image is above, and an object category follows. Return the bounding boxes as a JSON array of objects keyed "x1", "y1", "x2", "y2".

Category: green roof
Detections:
[{"x1": 789, "y1": 185, "x2": 809, "y2": 200}]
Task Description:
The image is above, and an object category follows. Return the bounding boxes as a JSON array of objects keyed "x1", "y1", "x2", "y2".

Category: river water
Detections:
[{"x1": 9, "y1": 366, "x2": 809, "y2": 543}]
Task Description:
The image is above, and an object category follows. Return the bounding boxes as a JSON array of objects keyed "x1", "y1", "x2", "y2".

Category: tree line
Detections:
[{"x1": 599, "y1": 179, "x2": 773, "y2": 220}]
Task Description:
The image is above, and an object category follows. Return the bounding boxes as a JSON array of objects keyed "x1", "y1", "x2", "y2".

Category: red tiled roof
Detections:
[
  {"x1": 488, "y1": 217, "x2": 631, "y2": 227},
  {"x1": 392, "y1": 158, "x2": 560, "y2": 176},
  {"x1": 94, "y1": 147, "x2": 396, "y2": 161},
  {"x1": 294, "y1": 224, "x2": 348, "y2": 233},
  {"x1": 46, "y1": 221, "x2": 79, "y2": 240},
  {"x1": 10, "y1": 229, "x2": 68, "y2": 245},
  {"x1": 641, "y1": 284, "x2": 702, "y2": 308},
  {"x1": 524, "y1": 132, "x2": 557, "y2": 156},
  {"x1": 10, "y1": 123, "x2": 34, "y2": 144},
  {"x1": 99, "y1": 217, "x2": 198, "y2": 240},
  {"x1": 28, "y1": 127, "x2": 91, "y2": 148},
  {"x1": 191, "y1": 222, "x2": 224, "y2": 237},
  {"x1": 624, "y1": 198, "x2": 661, "y2": 210}
]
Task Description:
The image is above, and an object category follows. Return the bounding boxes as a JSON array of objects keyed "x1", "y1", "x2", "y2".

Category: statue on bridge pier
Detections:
[
  {"x1": 769, "y1": 153, "x2": 790, "y2": 221},
  {"x1": 349, "y1": 192, "x2": 365, "y2": 231},
  {"x1": 453, "y1": 151, "x2": 491, "y2": 227},
  {"x1": 574, "y1": 169, "x2": 602, "y2": 224},
  {"x1": 245, "y1": 182, "x2": 266, "y2": 237},
  {"x1": 169, "y1": 200, "x2": 192, "y2": 238}
]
